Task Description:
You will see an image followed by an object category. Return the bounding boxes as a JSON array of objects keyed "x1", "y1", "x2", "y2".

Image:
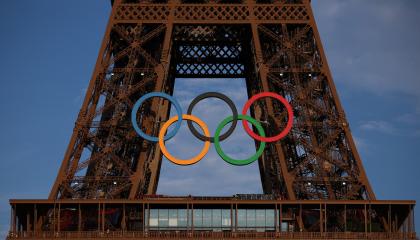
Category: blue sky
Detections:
[{"x1": 0, "y1": 0, "x2": 419, "y2": 237}]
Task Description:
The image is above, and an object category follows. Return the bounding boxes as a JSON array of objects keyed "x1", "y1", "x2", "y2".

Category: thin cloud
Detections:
[
  {"x1": 359, "y1": 120, "x2": 396, "y2": 135},
  {"x1": 313, "y1": 0, "x2": 420, "y2": 101}
]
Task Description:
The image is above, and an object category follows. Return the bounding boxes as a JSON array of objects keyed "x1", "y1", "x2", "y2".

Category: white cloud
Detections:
[{"x1": 359, "y1": 120, "x2": 396, "y2": 135}]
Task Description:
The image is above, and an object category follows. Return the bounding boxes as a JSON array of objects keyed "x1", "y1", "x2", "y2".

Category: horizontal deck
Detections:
[{"x1": 7, "y1": 196, "x2": 416, "y2": 239}]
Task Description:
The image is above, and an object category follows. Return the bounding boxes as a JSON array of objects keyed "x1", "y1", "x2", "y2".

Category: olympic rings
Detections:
[
  {"x1": 187, "y1": 92, "x2": 238, "y2": 143},
  {"x1": 131, "y1": 91, "x2": 293, "y2": 166},
  {"x1": 159, "y1": 114, "x2": 211, "y2": 165},
  {"x1": 214, "y1": 115, "x2": 266, "y2": 166},
  {"x1": 131, "y1": 92, "x2": 183, "y2": 142},
  {"x1": 242, "y1": 92, "x2": 293, "y2": 143}
]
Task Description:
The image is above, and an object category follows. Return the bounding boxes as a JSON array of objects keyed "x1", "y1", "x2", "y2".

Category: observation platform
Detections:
[{"x1": 7, "y1": 195, "x2": 416, "y2": 239}]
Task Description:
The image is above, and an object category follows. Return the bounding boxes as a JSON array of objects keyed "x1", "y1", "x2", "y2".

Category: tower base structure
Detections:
[{"x1": 8, "y1": 195, "x2": 415, "y2": 239}]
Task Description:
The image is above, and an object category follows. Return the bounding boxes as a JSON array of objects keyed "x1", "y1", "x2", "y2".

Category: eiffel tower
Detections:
[{"x1": 8, "y1": 0, "x2": 415, "y2": 239}]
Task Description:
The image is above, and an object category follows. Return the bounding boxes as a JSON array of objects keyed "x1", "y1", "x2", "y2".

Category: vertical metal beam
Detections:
[
  {"x1": 58, "y1": 203, "x2": 61, "y2": 233},
  {"x1": 26, "y1": 212, "x2": 30, "y2": 233},
  {"x1": 388, "y1": 204, "x2": 391, "y2": 233},
  {"x1": 247, "y1": 0, "x2": 296, "y2": 200},
  {"x1": 143, "y1": 202, "x2": 146, "y2": 233},
  {"x1": 122, "y1": 203, "x2": 126, "y2": 232},
  {"x1": 192, "y1": 203, "x2": 195, "y2": 233},
  {"x1": 230, "y1": 203, "x2": 233, "y2": 232},
  {"x1": 12, "y1": 204, "x2": 16, "y2": 234},
  {"x1": 52, "y1": 203, "x2": 56, "y2": 233},
  {"x1": 187, "y1": 203, "x2": 190, "y2": 232},
  {"x1": 235, "y1": 203, "x2": 238, "y2": 232},
  {"x1": 102, "y1": 203, "x2": 106, "y2": 232},
  {"x1": 344, "y1": 204, "x2": 347, "y2": 232},
  {"x1": 324, "y1": 203, "x2": 327, "y2": 232},
  {"x1": 33, "y1": 204, "x2": 37, "y2": 234},
  {"x1": 279, "y1": 204, "x2": 282, "y2": 233},
  {"x1": 98, "y1": 203, "x2": 101, "y2": 232},
  {"x1": 319, "y1": 203, "x2": 323, "y2": 233},
  {"x1": 129, "y1": 2, "x2": 176, "y2": 198},
  {"x1": 369, "y1": 204, "x2": 372, "y2": 232},
  {"x1": 275, "y1": 203, "x2": 278, "y2": 233},
  {"x1": 364, "y1": 203, "x2": 367, "y2": 235},
  {"x1": 78, "y1": 203, "x2": 82, "y2": 231}
]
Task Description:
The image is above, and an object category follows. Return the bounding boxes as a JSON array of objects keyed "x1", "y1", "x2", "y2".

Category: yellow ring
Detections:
[{"x1": 159, "y1": 114, "x2": 211, "y2": 165}]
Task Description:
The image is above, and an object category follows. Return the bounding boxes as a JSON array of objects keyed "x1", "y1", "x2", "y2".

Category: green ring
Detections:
[{"x1": 214, "y1": 114, "x2": 266, "y2": 166}]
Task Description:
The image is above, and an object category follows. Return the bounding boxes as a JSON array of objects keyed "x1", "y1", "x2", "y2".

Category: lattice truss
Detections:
[
  {"x1": 254, "y1": 23, "x2": 373, "y2": 200},
  {"x1": 114, "y1": 0, "x2": 309, "y2": 23},
  {"x1": 172, "y1": 25, "x2": 248, "y2": 78},
  {"x1": 50, "y1": 0, "x2": 374, "y2": 203},
  {"x1": 50, "y1": 22, "x2": 173, "y2": 199}
]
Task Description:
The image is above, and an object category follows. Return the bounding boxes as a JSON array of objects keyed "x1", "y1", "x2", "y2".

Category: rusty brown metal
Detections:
[
  {"x1": 7, "y1": 197, "x2": 416, "y2": 239},
  {"x1": 6, "y1": 0, "x2": 411, "y2": 239},
  {"x1": 48, "y1": 0, "x2": 375, "y2": 202}
]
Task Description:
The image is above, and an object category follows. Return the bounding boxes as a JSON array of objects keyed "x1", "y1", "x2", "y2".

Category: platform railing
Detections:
[{"x1": 7, "y1": 231, "x2": 417, "y2": 239}]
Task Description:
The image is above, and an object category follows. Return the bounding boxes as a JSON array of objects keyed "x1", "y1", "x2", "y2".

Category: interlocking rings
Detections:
[
  {"x1": 131, "y1": 91, "x2": 293, "y2": 166},
  {"x1": 187, "y1": 92, "x2": 238, "y2": 143},
  {"x1": 215, "y1": 115, "x2": 266, "y2": 166},
  {"x1": 159, "y1": 114, "x2": 211, "y2": 165},
  {"x1": 131, "y1": 92, "x2": 183, "y2": 142},
  {"x1": 242, "y1": 92, "x2": 294, "y2": 143}
]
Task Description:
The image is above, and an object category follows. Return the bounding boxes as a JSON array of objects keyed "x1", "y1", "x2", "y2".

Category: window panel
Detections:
[
  {"x1": 222, "y1": 209, "x2": 231, "y2": 227},
  {"x1": 169, "y1": 209, "x2": 177, "y2": 227},
  {"x1": 178, "y1": 209, "x2": 187, "y2": 227},
  {"x1": 194, "y1": 209, "x2": 202, "y2": 227},
  {"x1": 203, "y1": 209, "x2": 212, "y2": 228},
  {"x1": 238, "y1": 209, "x2": 246, "y2": 227},
  {"x1": 158, "y1": 209, "x2": 169, "y2": 227},
  {"x1": 266, "y1": 209, "x2": 275, "y2": 227},
  {"x1": 247, "y1": 209, "x2": 256, "y2": 228},
  {"x1": 256, "y1": 209, "x2": 265, "y2": 227},
  {"x1": 212, "y1": 209, "x2": 222, "y2": 228}
]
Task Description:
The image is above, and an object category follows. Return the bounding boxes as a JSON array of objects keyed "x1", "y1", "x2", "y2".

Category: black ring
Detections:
[{"x1": 187, "y1": 92, "x2": 238, "y2": 143}]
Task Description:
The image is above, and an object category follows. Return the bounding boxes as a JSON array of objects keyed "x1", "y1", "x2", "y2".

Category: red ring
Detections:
[{"x1": 241, "y1": 92, "x2": 293, "y2": 142}]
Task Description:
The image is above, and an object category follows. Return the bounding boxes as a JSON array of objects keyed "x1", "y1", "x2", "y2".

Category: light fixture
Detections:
[
  {"x1": 280, "y1": 73, "x2": 284, "y2": 77},
  {"x1": 308, "y1": 73, "x2": 312, "y2": 77},
  {"x1": 140, "y1": 72, "x2": 145, "y2": 76},
  {"x1": 307, "y1": 182, "x2": 311, "y2": 186},
  {"x1": 342, "y1": 182, "x2": 346, "y2": 185},
  {"x1": 113, "y1": 181, "x2": 117, "y2": 185}
]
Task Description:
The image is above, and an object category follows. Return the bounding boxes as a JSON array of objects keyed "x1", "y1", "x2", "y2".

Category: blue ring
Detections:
[{"x1": 131, "y1": 92, "x2": 183, "y2": 142}]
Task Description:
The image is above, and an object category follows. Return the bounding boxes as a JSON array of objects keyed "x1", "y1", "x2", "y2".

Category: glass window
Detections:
[
  {"x1": 169, "y1": 209, "x2": 177, "y2": 227},
  {"x1": 149, "y1": 209, "x2": 158, "y2": 227},
  {"x1": 178, "y1": 209, "x2": 187, "y2": 227},
  {"x1": 212, "y1": 209, "x2": 222, "y2": 228},
  {"x1": 158, "y1": 209, "x2": 169, "y2": 227},
  {"x1": 247, "y1": 209, "x2": 256, "y2": 228},
  {"x1": 222, "y1": 209, "x2": 231, "y2": 227},
  {"x1": 237, "y1": 209, "x2": 246, "y2": 227},
  {"x1": 256, "y1": 209, "x2": 265, "y2": 227},
  {"x1": 265, "y1": 209, "x2": 275, "y2": 228},
  {"x1": 203, "y1": 209, "x2": 212, "y2": 228},
  {"x1": 194, "y1": 209, "x2": 202, "y2": 227}
]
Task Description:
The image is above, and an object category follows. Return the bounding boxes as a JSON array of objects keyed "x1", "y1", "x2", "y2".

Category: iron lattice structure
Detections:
[{"x1": 50, "y1": 0, "x2": 374, "y2": 201}]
